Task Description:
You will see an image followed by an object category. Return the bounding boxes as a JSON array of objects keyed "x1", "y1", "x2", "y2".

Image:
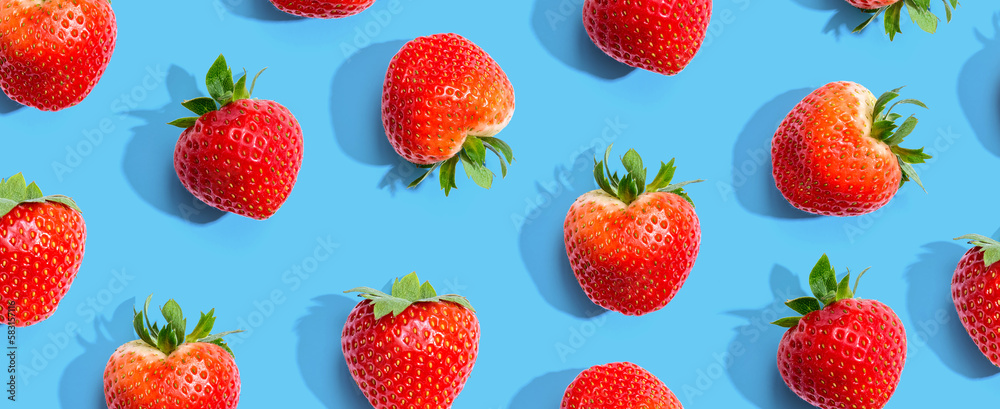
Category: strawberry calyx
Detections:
[
  {"x1": 344, "y1": 272, "x2": 475, "y2": 320},
  {"x1": 853, "y1": 0, "x2": 959, "y2": 41},
  {"x1": 592, "y1": 145, "x2": 703, "y2": 206},
  {"x1": 0, "y1": 173, "x2": 81, "y2": 218},
  {"x1": 868, "y1": 86, "x2": 932, "y2": 191},
  {"x1": 408, "y1": 136, "x2": 515, "y2": 196},
  {"x1": 955, "y1": 234, "x2": 1000, "y2": 267},
  {"x1": 168, "y1": 54, "x2": 267, "y2": 129},
  {"x1": 772, "y1": 254, "x2": 871, "y2": 328},
  {"x1": 132, "y1": 295, "x2": 242, "y2": 357}
]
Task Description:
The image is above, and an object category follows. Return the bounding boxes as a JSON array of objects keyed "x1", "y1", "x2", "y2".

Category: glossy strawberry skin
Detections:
[
  {"x1": 564, "y1": 190, "x2": 700, "y2": 316},
  {"x1": 174, "y1": 99, "x2": 304, "y2": 220},
  {"x1": 0, "y1": 202, "x2": 86, "y2": 327},
  {"x1": 268, "y1": 0, "x2": 375, "y2": 18},
  {"x1": 561, "y1": 362, "x2": 683, "y2": 409},
  {"x1": 777, "y1": 299, "x2": 906, "y2": 409},
  {"x1": 342, "y1": 300, "x2": 480, "y2": 409},
  {"x1": 846, "y1": 0, "x2": 898, "y2": 8},
  {"x1": 583, "y1": 0, "x2": 711, "y2": 75},
  {"x1": 103, "y1": 340, "x2": 240, "y2": 409},
  {"x1": 382, "y1": 33, "x2": 515, "y2": 165},
  {"x1": 0, "y1": 0, "x2": 116, "y2": 111},
  {"x1": 952, "y1": 247, "x2": 1000, "y2": 366},
  {"x1": 772, "y1": 81, "x2": 902, "y2": 216}
]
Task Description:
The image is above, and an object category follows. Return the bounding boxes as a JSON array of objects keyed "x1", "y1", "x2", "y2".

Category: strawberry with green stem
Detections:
[
  {"x1": 773, "y1": 255, "x2": 906, "y2": 409},
  {"x1": 103, "y1": 295, "x2": 242, "y2": 409},
  {"x1": 851, "y1": 0, "x2": 960, "y2": 40},
  {"x1": 952, "y1": 234, "x2": 1000, "y2": 367}
]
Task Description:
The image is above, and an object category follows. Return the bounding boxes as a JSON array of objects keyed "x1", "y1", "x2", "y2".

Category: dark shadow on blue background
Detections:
[
  {"x1": 531, "y1": 0, "x2": 634, "y2": 80},
  {"x1": 0, "y1": 91, "x2": 23, "y2": 114},
  {"x1": 958, "y1": 14, "x2": 1000, "y2": 157},
  {"x1": 122, "y1": 65, "x2": 226, "y2": 224},
  {"x1": 732, "y1": 88, "x2": 819, "y2": 219},
  {"x1": 789, "y1": 0, "x2": 863, "y2": 39},
  {"x1": 906, "y1": 241, "x2": 1000, "y2": 378},
  {"x1": 509, "y1": 369, "x2": 580, "y2": 408},
  {"x1": 296, "y1": 295, "x2": 370, "y2": 408},
  {"x1": 330, "y1": 40, "x2": 419, "y2": 194},
  {"x1": 58, "y1": 299, "x2": 135, "y2": 409},
  {"x1": 219, "y1": 0, "x2": 303, "y2": 21},
  {"x1": 518, "y1": 152, "x2": 608, "y2": 319},
  {"x1": 726, "y1": 265, "x2": 814, "y2": 409}
]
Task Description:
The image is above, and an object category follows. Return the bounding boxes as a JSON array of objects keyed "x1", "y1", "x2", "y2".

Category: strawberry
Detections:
[
  {"x1": 342, "y1": 273, "x2": 479, "y2": 408},
  {"x1": 771, "y1": 81, "x2": 931, "y2": 217},
  {"x1": 561, "y1": 362, "x2": 683, "y2": 409},
  {"x1": 850, "y1": 0, "x2": 959, "y2": 41},
  {"x1": 169, "y1": 55, "x2": 304, "y2": 220},
  {"x1": 0, "y1": 0, "x2": 117, "y2": 111},
  {"x1": 103, "y1": 296, "x2": 242, "y2": 409},
  {"x1": 563, "y1": 146, "x2": 702, "y2": 316},
  {"x1": 773, "y1": 254, "x2": 907, "y2": 409},
  {"x1": 583, "y1": 0, "x2": 711, "y2": 75},
  {"x1": 382, "y1": 33, "x2": 515, "y2": 196},
  {"x1": 268, "y1": 0, "x2": 375, "y2": 18},
  {"x1": 952, "y1": 234, "x2": 1000, "y2": 367},
  {"x1": 0, "y1": 173, "x2": 85, "y2": 327}
]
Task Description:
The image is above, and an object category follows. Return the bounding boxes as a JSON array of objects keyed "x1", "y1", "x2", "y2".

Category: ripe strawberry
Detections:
[
  {"x1": 850, "y1": 0, "x2": 959, "y2": 41},
  {"x1": 564, "y1": 146, "x2": 702, "y2": 316},
  {"x1": 773, "y1": 254, "x2": 906, "y2": 409},
  {"x1": 382, "y1": 33, "x2": 515, "y2": 195},
  {"x1": 0, "y1": 173, "x2": 85, "y2": 327},
  {"x1": 269, "y1": 0, "x2": 375, "y2": 18},
  {"x1": 104, "y1": 296, "x2": 242, "y2": 409},
  {"x1": 583, "y1": 0, "x2": 711, "y2": 75},
  {"x1": 561, "y1": 362, "x2": 683, "y2": 409},
  {"x1": 771, "y1": 81, "x2": 931, "y2": 217},
  {"x1": 342, "y1": 273, "x2": 479, "y2": 408},
  {"x1": 0, "y1": 0, "x2": 117, "y2": 111},
  {"x1": 169, "y1": 55, "x2": 304, "y2": 220},
  {"x1": 952, "y1": 234, "x2": 1000, "y2": 367}
]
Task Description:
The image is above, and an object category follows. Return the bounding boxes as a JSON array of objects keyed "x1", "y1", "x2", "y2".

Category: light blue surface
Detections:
[{"x1": 3, "y1": 0, "x2": 1000, "y2": 408}]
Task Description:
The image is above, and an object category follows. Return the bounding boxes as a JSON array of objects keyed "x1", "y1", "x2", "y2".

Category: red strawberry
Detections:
[
  {"x1": 269, "y1": 0, "x2": 375, "y2": 18},
  {"x1": 583, "y1": 0, "x2": 711, "y2": 75},
  {"x1": 382, "y1": 33, "x2": 515, "y2": 195},
  {"x1": 0, "y1": 0, "x2": 117, "y2": 111},
  {"x1": 170, "y1": 55, "x2": 304, "y2": 220},
  {"x1": 952, "y1": 234, "x2": 1000, "y2": 366},
  {"x1": 103, "y1": 296, "x2": 242, "y2": 409},
  {"x1": 771, "y1": 81, "x2": 931, "y2": 216},
  {"x1": 342, "y1": 273, "x2": 479, "y2": 408},
  {"x1": 773, "y1": 254, "x2": 907, "y2": 409},
  {"x1": 850, "y1": 0, "x2": 959, "y2": 41},
  {"x1": 564, "y1": 146, "x2": 702, "y2": 316},
  {"x1": 561, "y1": 362, "x2": 683, "y2": 409},
  {"x1": 0, "y1": 173, "x2": 85, "y2": 327}
]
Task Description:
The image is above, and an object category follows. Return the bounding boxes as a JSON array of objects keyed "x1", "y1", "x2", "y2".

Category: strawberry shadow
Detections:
[
  {"x1": 789, "y1": 0, "x2": 862, "y2": 39},
  {"x1": 958, "y1": 14, "x2": 1000, "y2": 157},
  {"x1": 509, "y1": 369, "x2": 580, "y2": 408},
  {"x1": 905, "y1": 241, "x2": 1000, "y2": 378},
  {"x1": 0, "y1": 91, "x2": 23, "y2": 114},
  {"x1": 57, "y1": 299, "x2": 135, "y2": 409},
  {"x1": 517, "y1": 154, "x2": 609, "y2": 319},
  {"x1": 295, "y1": 295, "x2": 371, "y2": 408},
  {"x1": 725, "y1": 265, "x2": 814, "y2": 409},
  {"x1": 329, "y1": 40, "x2": 419, "y2": 194},
  {"x1": 121, "y1": 65, "x2": 226, "y2": 224},
  {"x1": 217, "y1": 0, "x2": 303, "y2": 21},
  {"x1": 531, "y1": 0, "x2": 634, "y2": 80},
  {"x1": 731, "y1": 88, "x2": 819, "y2": 220}
]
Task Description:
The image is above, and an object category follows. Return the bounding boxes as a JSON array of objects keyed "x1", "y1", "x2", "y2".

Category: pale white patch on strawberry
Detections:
[
  {"x1": 116, "y1": 340, "x2": 168, "y2": 360},
  {"x1": 577, "y1": 189, "x2": 626, "y2": 209}
]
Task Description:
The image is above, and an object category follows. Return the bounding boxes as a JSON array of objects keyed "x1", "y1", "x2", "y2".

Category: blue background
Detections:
[{"x1": 3, "y1": 0, "x2": 1000, "y2": 408}]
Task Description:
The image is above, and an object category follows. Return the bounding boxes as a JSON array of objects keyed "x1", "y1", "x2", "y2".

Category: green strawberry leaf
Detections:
[
  {"x1": 621, "y1": 149, "x2": 646, "y2": 193},
  {"x1": 871, "y1": 120, "x2": 897, "y2": 142},
  {"x1": 408, "y1": 162, "x2": 441, "y2": 189},
  {"x1": 853, "y1": 9, "x2": 883, "y2": 33},
  {"x1": 345, "y1": 272, "x2": 475, "y2": 320},
  {"x1": 835, "y1": 273, "x2": 854, "y2": 301},
  {"x1": 891, "y1": 146, "x2": 931, "y2": 164},
  {"x1": 0, "y1": 199, "x2": 16, "y2": 219},
  {"x1": 168, "y1": 117, "x2": 199, "y2": 129},
  {"x1": 463, "y1": 137, "x2": 487, "y2": 165},
  {"x1": 186, "y1": 310, "x2": 216, "y2": 343},
  {"x1": 884, "y1": 3, "x2": 904, "y2": 40},
  {"x1": 809, "y1": 254, "x2": 837, "y2": 305},
  {"x1": 439, "y1": 156, "x2": 459, "y2": 196},
  {"x1": 772, "y1": 317, "x2": 802, "y2": 328},
  {"x1": 206, "y1": 54, "x2": 234, "y2": 105},
  {"x1": 785, "y1": 297, "x2": 821, "y2": 315},
  {"x1": 459, "y1": 151, "x2": 494, "y2": 189},
  {"x1": 882, "y1": 116, "x2": 917, "y2": 146},
  {"x1": 0, "y1": 173, "x2": 82, "y2": 218},
  {"x1": 182, "y1": 97, "x2": 218, "y2": 116},
  {"x1": 479, "y1": 137, "x2": 514, "y2": 163},
  {"x1": 616, "y1": 174, "x2": 639, "y2": 205},
  {"x1": 419, "y1": 282, "x2": 437, "y2": 299},
  {"x1": 906, "y1": 0, "x2": 938, "y2": 33},
  {"x1": 24, "y1": 182, "x2": 42, "y2": 200},
  {"x1": 897, "y1": 159, "x2": 926, "y2": 192},
  {"x1": 646, "y1": 159, "x2": 676, "y2": 191},
  {"x1": 955, "y1": 234, "x2": 1000, "y2": 267},
  {"x1": 249, "y1": 68, "x2": 267, "y2": 96},
  {"x1": 132, "y1": 295, "x2": 240, "y2": 358},
  {"x1": 594, "y1": 160, "x2": 616, "y2": 197},
  {"x1": 484, "y1": 143, "x2": 509, "y2": 177},
  {"x1": 591, "y1": 146, "x2": 700, "y2": 206},
  {"x1": 232, "y1": 72, "x2": 251, "y2": 101}
]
